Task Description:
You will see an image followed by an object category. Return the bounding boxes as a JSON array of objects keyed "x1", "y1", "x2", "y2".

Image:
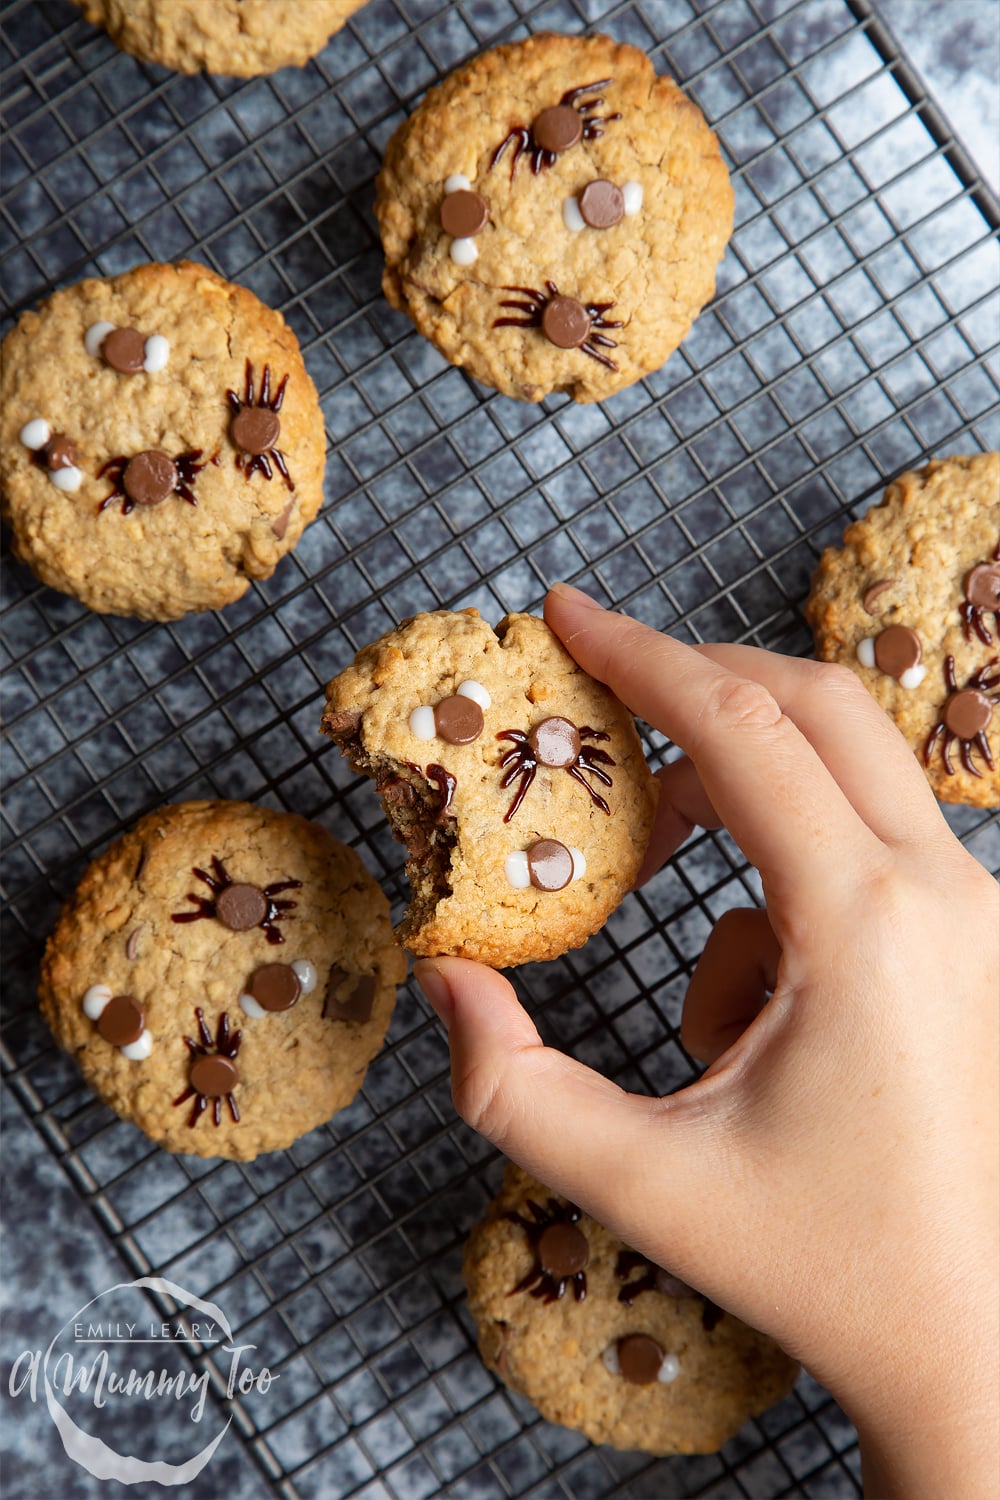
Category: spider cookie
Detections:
[
  {"x1": 806, "y1": 452, "x2": 1000, "y2": 807},
  {"x1": 321, "y1": 609, "x2": 656, "y2": 965},
  {"x1": 464, "y1": 1164, "x2": 799, "y2": 1455},
  {"x1": 376, "y1": 31, "x2": 733, "y2": 403},
  {"x1": 1, "y1": 260, "x2": 325, "y2": 619},
  {"x1": 39, "y1": 801, "x2": 405, "y2": 1161},
  {"x1": 70, "y1": 0, "x2": 365, "y2": 76}
]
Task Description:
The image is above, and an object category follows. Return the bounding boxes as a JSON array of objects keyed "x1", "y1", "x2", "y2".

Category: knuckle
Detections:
[
  {"x1": 704, "y1": 675, "x2": 783, "y2": 735},
  {"x1": 451, "y1": 1057, "x2": 514, "y2": 1143},
  {"x1": 813, "y1": 659, "x2": 868, "y2": 703}
]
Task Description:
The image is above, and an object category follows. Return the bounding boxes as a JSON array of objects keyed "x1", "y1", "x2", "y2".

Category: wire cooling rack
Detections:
[{"x1": 2, "y1": 0, "x2": 998, "y2": 1496}]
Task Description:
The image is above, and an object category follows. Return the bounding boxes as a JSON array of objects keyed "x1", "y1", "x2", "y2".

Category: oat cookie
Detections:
[
  {"x1": 321, "y1": 609, "x2": 657, "y2": 965},
  {"x1": 464, "y1": 1164, "x2": 799, "y2": 1454},
  {"x1": 806, "y1": 452, "x2": 1000, "y2": 807},
  {"x1": 1, "y1": 260, "x2": 326, "y2": 620},
  {"x1": 39, "y1": 801, "x2": 405, "y2": 1161},
  {"x1": 71, "y1": 0, "x2": 365, "y2": 76},
  {"x1": 376, "y1": 31, "x2": 733, "y2": 403}
]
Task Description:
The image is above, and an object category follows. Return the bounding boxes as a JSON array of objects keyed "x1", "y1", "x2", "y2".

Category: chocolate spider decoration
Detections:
[
  {"x1": 97, "y1": 448, "x2": 215, "y2": 515},
  {"x1": 489, "y1": 79, "x2": 621, "y2": 180},
  {"x1": 616, "y1": 1249, "x2": 723, "y2": 1331},
  {"x1": 493, "y1": 281, "x2": 623, "y2": 371},
  {"x1": 226, "y1": 360, "x2": 293, "y2": 490},
  {"x1": 173, "y1": 1008, "x2": 241, "y2": 1127},
  {"x1": 171, "y1": 856, "x2": 301, "y2": 944},
  {"x1": 497, "y1": 715, "x2": 615, "y2": 822},
  {"x1": 505, "y1": 1197, "x2": 589, "y2": 1303},
  {"x1": 961, "y1": 543, "x2": 1000, "y2": 644},
  {"x1": 924, "y1": 655, "x2": 999, "y2": 778}
]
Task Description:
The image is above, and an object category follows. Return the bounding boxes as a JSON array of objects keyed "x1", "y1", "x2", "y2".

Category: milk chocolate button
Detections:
[
  {"x1": 534, "y1": 104, "x2": 582, "y2": 154},
  {"x1": 527, "y1": 839, "x2": 573, "y2": 892},
  {"x1": 529, "y1": 717, "x2": 581, "y2": 767},
  {"x1": 541, "y1": 296, "x2": 591, "y2": 350},
  {"x1": 248, "y1": 962, "x2": 301, "y2": 1012},
  {"x1": 231, "y1": 406, "x2": 280, "y2": 456},
  {"x1": 874, "y1": 625, "x2": 922, "y2": 678},
  {"x1": 440, "y1": 189, "x2": 488, "y2": 239},
  {"x1": 216, "y1": 882, "x2": 268, "y2": 931},
  {"x1": 123, "y1": 450, "x2": 177, "y2": 507},
  {"x1": 618, "y1": 1334, "x2": 664, "y2": 1385},
  {"x1": 945, "y1": 689, "x2": 993, "y2": 739},
  {"x1": 44, "y1": 433, "x2": 79, "y2": 471},
  {"x1": 190, "y1": 1053, "x2": 238, "y2": 1097},
  {"x1": 434, "y1": 694, "x2": 484, "y2": 744},
  {"x1": 965, "y1": 564, "x2": 1000, "y2": 609},
  {"x1": 97, "y1": 994, "x2": 145, "y2": 1047},
  {"x1": 102, "y1": 327, "x2": 146, "y2": 373},
  {"x1": 579, "y1": 179, "x2": 625, "y2": 229},
  {"x1": 539, "y1": 1221, "x2": 589, "y2": 1278}
]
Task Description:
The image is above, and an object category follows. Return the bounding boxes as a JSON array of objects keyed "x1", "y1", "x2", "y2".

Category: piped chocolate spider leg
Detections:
[
  {"x1": 559, "y1": 78, "x2": 614, "y2": 106},
  {"x1": 566, "y1": 764, "x2": 611, "y2": 813},
  {"x1": 975, "y1": 731, "x2": 995, "y2": 771},
  {"x1": 923, "y1": 723, "x2": 946, "y2": 767},
  {"x1": 271, "y1": 449, "x2": 294, "y2": 492},
  {"x1": 501, "y1": 764, "x2": 536, "y2": 823}
]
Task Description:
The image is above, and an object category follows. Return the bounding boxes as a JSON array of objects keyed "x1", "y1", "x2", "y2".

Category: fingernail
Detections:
[
  {"x1": 548, "y1": 582, "x2": 604, "y2": 611},
  {"x1": 415, "y1": 960, "x2": 454, "y2": 1027}
]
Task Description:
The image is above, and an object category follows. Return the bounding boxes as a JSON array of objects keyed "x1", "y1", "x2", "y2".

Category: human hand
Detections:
[{"x1": 416, "y1": 584, "x2": 998, "y2": 1499}]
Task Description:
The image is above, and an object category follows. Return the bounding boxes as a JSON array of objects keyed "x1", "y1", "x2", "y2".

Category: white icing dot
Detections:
[
  {"x1": 505, "y1": 851, "x2": 531, "y2": 889},
  {"x1": 84, "y1": 321, "x2": 116, "y2": 358},
  {"x1": 142, "y1": 334, "x2": 170, "y2": 373},
  {"x1": 602, "y1": 1344, "x2": 621, "y2": 1376},
  {"x1": 450, "y1": 237, "x2": 478, "y2": 266},
  {"x1": 50, "y1": 466, "x2": 83, "y2": 493},
  {"x1": 658, "y1": 1353, "x2": 680, "y2": 1384},
  {"x1": 19, "y1": 418, "x2": 50, "y2": 450},
  {"x1": 568, "y1": 846, "x2": 586, "y2": 882},
  {"x1": 456, "y1": 679, "x2": 491, "y2": 711},
  {"x1": 121, "y1": 1030, "x2": 152, "y2": 1061},
  {"x1": 292, "y1": 959, "x2": 317, "y2": 995},
  {"x1": 444, "y1": 173, "x2": 471, "y2": 193},
  {"x1": 82, "y1": 984, "x2": 112, "y2": 1019},
  {"x1": 409, "y1": 705, "x2": 436, "y2": 740},
  {"x1": 899, "y1": 664, "x2": 927, "y2": 690},
  {"x1": 562, "y1": 196, "x2": 586, "y2": 233},
  {"x1": 622, "y1": 181, "x2": 644, "y2": 216},
  {"x1": 240, "y1": 993, "x2": 267, "y2": 1019},
  {"x1": 856, "y1": 637, "x2": 876, "y2": 669}
]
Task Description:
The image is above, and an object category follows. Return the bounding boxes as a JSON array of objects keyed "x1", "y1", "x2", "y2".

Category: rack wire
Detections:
[{"x1": 1, "y1": 0, "x2": 997, "y2": 1495}]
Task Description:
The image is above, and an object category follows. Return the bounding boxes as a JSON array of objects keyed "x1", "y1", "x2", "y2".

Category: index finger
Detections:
[{"x1": 545, "y1": 584, "x2": 888, "y2": 922}]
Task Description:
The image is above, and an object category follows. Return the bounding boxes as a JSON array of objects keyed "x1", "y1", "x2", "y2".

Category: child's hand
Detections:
[{"x1": 416, "y1": 584, "x2": 998, "y2": 1499}]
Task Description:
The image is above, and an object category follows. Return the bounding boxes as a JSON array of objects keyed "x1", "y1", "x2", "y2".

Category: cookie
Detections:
[
  {"x1": 321, "y1": 609, "x2": 657, "y2": 965},
  {"x1": 1, "y1": 260, "x2": 326, "y2": 620},
  {"x1": 376, "y1": 31, "x2": 733, "y2": 403},
  {"x1": 464, "y1": 1164, "x2": 799, "y2": 1455},
  {"x1": 70, "y1": 0, "x2": 365, "y2": 77},
  {"x1": 805, "y1": 452, "x2": 1000, "y2": 807},
  {"x1": 39, "y1": 801, "x2": 405, "y2": 1161}
]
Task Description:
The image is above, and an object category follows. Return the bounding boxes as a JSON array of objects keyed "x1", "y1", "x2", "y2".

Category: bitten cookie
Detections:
[
  {"x1": 805, "y1": 452, "x2": 1000, "y2": 807},
  {"x1": 1, "y1": 261, "x2": 325, "y2": 620},
  {"x1": 39, "y1": 801, "x2": 405, "y2": 1161},
  {"x1": 376, "y1": 31, "x2": 733, "y2": 403},
  {"x1": 464, "y1": 1165, "x2": 799, "y2": 1455},
  {"x1": 70, "y1": 0, "x2": 365, "y2": 76},
  {"x1": 321, "y1": 609, "x2": 657, "y2": 965}
]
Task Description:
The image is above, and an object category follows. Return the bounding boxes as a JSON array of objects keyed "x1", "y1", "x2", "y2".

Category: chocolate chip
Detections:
[
  {"x1": 529, "y1": 717, "x2": 581, "y2": 768},
  {"x1": 617, "y1": 1333, "x2": 664, "y2": 1385},
  {"x1": 579, "y1": 179, "x2": 625, "y2": 229},
  {"x1": 862, "y1": 578, "x2": 896, "y2": 614},
  {"x1": 527, "y1": 839, "x2": 574, "y2": 892},
  {"x1": 215, "y1": 882, "x2": 267, "y2": 931},
  {"x1": 271, "y1": 498, "x2": 295, "y2": 539},
  {"x1": 440, "y1": 189, "x2": 488, "y2": 239},
  {"x1": 323, "y1": 708, "x2": 362, "y2": 740},
  {"x1": 538, "y1": 1221, "x2": 589, "y2": 1278},
  {"x1": 965, "y1": 563, "x2": 1000, "y2": 609},
  {"x1": 123, "y1": 450, "x2": 178, "y2": 507},
  {"x1": 533, "y1": 104, "x2": 582, "y2": 154},
  {"x1": 655, "y1": 1269, "x2": 697, "y2": 1298},
  {"x1": 231, "y1": 406, "x2": 280, "y2": 456},
  {"x1": 97, "y1": 993, "x2": 145, "y2": 1047},
  {"x1": 379, "y1": 775, "x2": 416, "y2": 808},
  {"x1": 43, "y1": 433, "x2": 79, "y2": 471},
  {"x1": 945, "y1": 688, "x2": 993, "y2": 739},
  {"x1": 190, "y1": 1053, "x2": 239, "y2": 1097},
  {"x1": 323, "y1": 971, "x2": 376, "y2": 1023},
  {"x1": 102, "y1": 327, "x2": 147, "y2": 373},
  {"x1": 541, "y1": 295, "x2": 591, "y2": 350},
  {"x1": 873, "y1": 625, "x2": 922, "y2": 678},
  {"x1": 248, "y1": 962, "x2": 301, "y2": 1012},
  {"x1": 433, "y1": 695, "x2": 484, "y2": 744},
  {"x1": 125, "y1": 925, "x2": 145, "y2": 961}
]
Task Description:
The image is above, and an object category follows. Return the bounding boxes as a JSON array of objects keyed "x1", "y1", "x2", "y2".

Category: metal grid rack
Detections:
[{"x1": 2, "y1": 0, "x2": 998, "y2": 1495}]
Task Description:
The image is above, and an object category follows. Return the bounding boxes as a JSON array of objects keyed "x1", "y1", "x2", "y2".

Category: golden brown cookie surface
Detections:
[{"x1": 39, "y1": 801, "x2": 405, "y2": 1161}]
